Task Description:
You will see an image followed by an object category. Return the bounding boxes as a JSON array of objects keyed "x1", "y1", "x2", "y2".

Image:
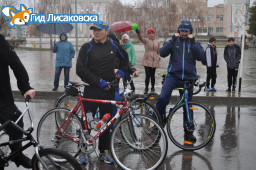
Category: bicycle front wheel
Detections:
[
  {"x1": 32, "y1": 148, "x2": 82, "y2": 170},
  {"x1": 111, "y1": 114, "x2": 168, "y2": 170},
  {"x1": 167, "y1": 102, "x2": 216, "y2": 150},
  {"x1": 37, "y1": 108, "x2": 82, "y2": 158}
]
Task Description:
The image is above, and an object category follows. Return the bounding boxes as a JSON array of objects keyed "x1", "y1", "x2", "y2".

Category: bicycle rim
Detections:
[
  {"x1": 55, "y1": 94, "x2": 78, "y2": 109},
  {"x1": 167, "y1": 102, "x2": 216, "y2": 150},
  {"x1": 32, "y1": 148, "x2": 82, "y2": 170},
  {"x1": 111, "y1": 114, "x2": 168, "y2": 170},
  {"x1": 37, "y1": 108, "x2": 81, "y2": 158}
]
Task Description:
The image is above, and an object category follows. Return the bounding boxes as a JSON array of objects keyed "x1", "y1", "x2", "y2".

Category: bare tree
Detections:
[{"x1": 0, "y1": 0, "x2": 17, "y2": 35}]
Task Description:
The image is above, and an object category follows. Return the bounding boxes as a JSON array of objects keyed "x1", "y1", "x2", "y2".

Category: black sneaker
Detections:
[
  {"x1": 52, "y1": 87, "x2": 58, "y2": 91},
  {"x1": 226, "y1": 88, "x2": 231, "y2": 92},
  {"x1": 12, "y1": 153, "x2": 32, "y2": 169},
  {"x1": 151, "y1": 87, "x2": 155, "y2": 92},
  {"x1": 184, "y1": 132, "x2": 197, "y2": 143},
  {"x1": 144, "y1": 88, "x2": 148, "y2": 94},
  {"x1": 232, "y1": 87, "x2": 236, "y2": 92}
]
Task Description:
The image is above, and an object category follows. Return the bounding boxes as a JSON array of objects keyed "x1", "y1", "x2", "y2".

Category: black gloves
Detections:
[
  {"x1": 190, "y1": 36, "x2": 195, "y2": 45},
  {"x1": 135, "y1": 29, "x2": 140, "y2": 34},
  {"x1": 172, "y1": 34, "x2": 178, "y2": 42}
]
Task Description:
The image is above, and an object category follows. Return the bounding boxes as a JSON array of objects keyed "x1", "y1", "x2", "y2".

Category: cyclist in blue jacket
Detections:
[{"x1": 156, "y1": 20, "x2": 205, "y2": 142}]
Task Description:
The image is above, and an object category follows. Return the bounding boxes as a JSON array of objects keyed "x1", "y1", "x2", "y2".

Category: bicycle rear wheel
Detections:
[
  {"x1": 55, "y1": 94, "x2": 79, "y2": 109},
  {"x1": 37, "y1": 108, "x2": 82, "y2": 158},
  {"x1": 32, "y1": 148, "x2": 82, "y2": 170},
  {"x1": 145, "y1": 92, "x2": 159, "y2": 105},
  {"x1": 166, "y1": 102, "x2": 216, "y2": 150},
  {"x1": 111, "y1": 114, "x2": 168, "y2": 170}
]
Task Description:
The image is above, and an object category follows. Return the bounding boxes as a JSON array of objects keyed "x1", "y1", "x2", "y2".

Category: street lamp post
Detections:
[
  {"x1": 238, "y1": 0, "x2": 250, "y2": 92},
  {"x1": 75, "y1": 0, "x2": 78, "y2": 51}
]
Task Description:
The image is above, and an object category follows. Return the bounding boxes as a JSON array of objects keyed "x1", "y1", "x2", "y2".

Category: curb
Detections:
[{"x1": 13, "y1": 91, "x2": 256, "y2": 105}]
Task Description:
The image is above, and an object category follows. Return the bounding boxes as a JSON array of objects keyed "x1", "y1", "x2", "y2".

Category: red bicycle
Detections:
[{"x1": 36, "y1": 87, "x2": 167, "y2": 169}]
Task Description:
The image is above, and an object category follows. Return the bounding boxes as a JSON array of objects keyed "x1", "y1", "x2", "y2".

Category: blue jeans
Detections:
[
  {"x1": 156, "y1": 74, "x2": 193, "y2": 118},
  {"x1": 54, "y1": 67, "x2": 70, "y2": 88}
]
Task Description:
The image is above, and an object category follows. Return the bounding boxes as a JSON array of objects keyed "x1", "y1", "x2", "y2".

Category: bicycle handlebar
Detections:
[{"x1": 193, "y1": 82, "x2": 206, "y2": 95}]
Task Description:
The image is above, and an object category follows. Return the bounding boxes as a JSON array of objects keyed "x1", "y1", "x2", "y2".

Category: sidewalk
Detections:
[{"x1": 11, "y1": 44, "x2": 256, "y2": 102}]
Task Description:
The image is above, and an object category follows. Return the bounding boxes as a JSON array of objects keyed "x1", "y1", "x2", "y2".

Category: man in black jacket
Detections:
[
  {"x1": 76, "y1": 21, "x2": 128, "y2": 164},
  {"x1": 224, "y1": 37, "x2": 241, "y2": 92},
  {"x1": 0, "y1": 34, "x2": 36, "y2": 169}
]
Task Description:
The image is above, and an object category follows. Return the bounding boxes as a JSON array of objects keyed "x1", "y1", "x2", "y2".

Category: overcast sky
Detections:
[{"x1": 208, "y1": 0, "x2": 224, "y2": 7}]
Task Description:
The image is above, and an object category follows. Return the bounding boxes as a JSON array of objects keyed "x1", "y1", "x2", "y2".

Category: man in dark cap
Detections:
[
  {"x1": 76, "y1": 20, "x2": 128, "y2": 164},
  {"x1": 156, "y1": 20, "x2": 206, "y2": 142}
]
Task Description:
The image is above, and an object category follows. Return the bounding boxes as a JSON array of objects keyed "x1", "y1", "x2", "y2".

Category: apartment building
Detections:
[{"x1": 207, "y1": 4, "x2": 225, "y2": 36}]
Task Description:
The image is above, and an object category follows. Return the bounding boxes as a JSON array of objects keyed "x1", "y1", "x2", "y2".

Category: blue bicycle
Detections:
[{"x1": 146, "y1": 75, "x2": 216, "y2": 150}]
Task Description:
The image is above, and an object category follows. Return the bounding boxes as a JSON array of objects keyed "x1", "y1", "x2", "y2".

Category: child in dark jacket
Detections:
[
  {"x1": 205, "y1": 37, "x2": 219, "y2": 92},
  {"x1": 224, "y1": 37, "x2": 241, "y2": 92}
]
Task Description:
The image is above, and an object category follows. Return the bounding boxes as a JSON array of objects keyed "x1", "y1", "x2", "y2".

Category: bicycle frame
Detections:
[
  {"x1": 167, "y1": 85, "x2": 193, "y2": 126},
  {"x1": 56, "y1": 93, "x2": 129, "y2": 143}
]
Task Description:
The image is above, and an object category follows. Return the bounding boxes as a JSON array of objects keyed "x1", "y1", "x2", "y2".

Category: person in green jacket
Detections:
[{"x1": 122, "y1": 34, "x2": 136, "y2": 92}]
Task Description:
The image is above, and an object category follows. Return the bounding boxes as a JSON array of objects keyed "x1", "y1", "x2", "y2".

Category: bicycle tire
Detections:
[
  {"x1": 111, "y1": 114, "x2": 168, "y2": 170},
  {"x1": 166, "y1": 102, "x2": 216, "y2": 150},
  {"x1": 55, "y1": 93, "x2": 79, "y2": 109},
  {"x1": 145, "y1": 92, "x2": 159, "y2": 105},
  {"x1": 37, "y1": 108, "x2": 82, "y2": 158},
  {"x1": 32, "y1": 148, "x2": 82, "y2": 170},
  {"x1": 130, "y1": 100, "x2": 162, "y2": 125}
]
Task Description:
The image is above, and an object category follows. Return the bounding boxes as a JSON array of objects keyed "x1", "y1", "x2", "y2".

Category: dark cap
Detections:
[{"x1": 178, "y1": 20, "x2": 193, "y2": 34}]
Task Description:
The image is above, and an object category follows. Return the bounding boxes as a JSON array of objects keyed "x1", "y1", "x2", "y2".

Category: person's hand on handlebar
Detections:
[{"x1": 24, "y1": 89, "x2": 36, "y2": 100}]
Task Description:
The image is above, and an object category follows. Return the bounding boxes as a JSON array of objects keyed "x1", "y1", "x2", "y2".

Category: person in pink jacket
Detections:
[{"x1": 136, "y1": 28, "x2": 161, "y2": 94}]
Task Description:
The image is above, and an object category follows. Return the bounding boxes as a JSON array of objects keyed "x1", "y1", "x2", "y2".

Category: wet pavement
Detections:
[
  {"x1": 5, "y1": 43, "x2": 256, "y2": 169},
  {"x1": 10, "y1": 44, "x2": 256, "y2": 99},
  {"x1": 4, "y1": 99, "x2": 256, "y2": 170}
]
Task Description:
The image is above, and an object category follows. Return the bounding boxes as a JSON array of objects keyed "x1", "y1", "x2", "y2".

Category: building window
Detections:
[
  {"x1": 207, "y1": 16, "x2": 213, "y2": 21},
  {"x1": 186, "y1": 0, "x2": 190, "y2": 2},
  {"x1": 216, "y1": 27, "x2": 223, "y2": 33},
  {"x1": 204, "y1": 0, "x2": 208, "y2": 2},
  {"x1": 216, "y1": 15, "x2": 223, "y2": 21},
  {"x1": 208, "y1": 27, "x2": 213, "y2": 33}
]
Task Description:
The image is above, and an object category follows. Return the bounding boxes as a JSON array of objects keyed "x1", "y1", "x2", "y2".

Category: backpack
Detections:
[{"x1": 201, "y1": 47, "x2": 208, "y2": 66}]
